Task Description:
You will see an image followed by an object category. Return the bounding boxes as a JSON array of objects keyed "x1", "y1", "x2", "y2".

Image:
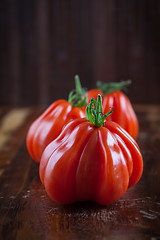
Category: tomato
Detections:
[
  {"x1": 39, "y1": 95, "x2": 143, "y2": 205},
  {"x1": 27, "y1": 76, "x2": 87, "y2": 163},
  {"x1": 87, "y1": 81, "x2": 139, "y2": 139}
]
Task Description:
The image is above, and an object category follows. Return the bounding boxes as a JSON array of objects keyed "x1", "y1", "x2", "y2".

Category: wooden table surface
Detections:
[{"x1": 0, "y1": 105, "x2": 160, "y2": 240}]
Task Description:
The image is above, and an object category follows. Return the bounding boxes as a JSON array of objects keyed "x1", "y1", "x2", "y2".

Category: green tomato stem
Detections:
[
  {"x1": 68, "y1": 75, "x2": 87, "y2": 108},
  {"x1": 86, "y1": 94, "x2": 113, "y2": 127},
  {"x1": 97, "y1": 80, "x2": 131, "y2": 95}
]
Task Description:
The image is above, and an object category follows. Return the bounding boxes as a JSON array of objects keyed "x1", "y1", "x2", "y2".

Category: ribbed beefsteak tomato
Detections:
[{"x1": 39, "y1": 95, "x2": 143, "y2": 205}]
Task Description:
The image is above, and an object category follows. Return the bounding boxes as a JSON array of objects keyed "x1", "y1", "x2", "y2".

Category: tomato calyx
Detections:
[
  {"x1": 97, "y1": 80, "x2": 131, "y2": 95},
  {"x1": 68, "y1": 75, "x2": 88, "y2": 108},
  {"x1": 86, "y1": 94, "x2": 114, "y2": 127}
]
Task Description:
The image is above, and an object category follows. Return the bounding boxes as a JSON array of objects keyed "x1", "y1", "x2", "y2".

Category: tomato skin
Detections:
[
  {"x1": 39, "y1": 118, "x2": 143, "y2": 205},
  {"x1": 26, "y1": 100, "x2": 85, "y2": 163},
  {"x1": 87, "y1": 89, "x2": 139, "y2": 139}
]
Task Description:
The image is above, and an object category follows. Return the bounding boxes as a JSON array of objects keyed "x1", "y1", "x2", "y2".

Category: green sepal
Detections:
[
  {"x1": 86, "y1": 94, "x2": 114, "y2": 128},
  {"x1": 68, "y1": 75, "x2": 87, "y2": 108},
  {"x1": 97, "y1": 80, "x2": 131, "y2": 95}
]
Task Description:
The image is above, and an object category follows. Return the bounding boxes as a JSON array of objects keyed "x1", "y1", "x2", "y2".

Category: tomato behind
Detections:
[
  {"x1": 27, "y1": 100, "x2": 86, "y2": 163},
  {"x1": 87, "y1": 89, "x2": 139, "y2": 139}
]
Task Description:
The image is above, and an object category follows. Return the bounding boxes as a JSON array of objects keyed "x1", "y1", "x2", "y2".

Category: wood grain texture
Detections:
[
  {"x1": 0, "y1": 105, "x2": 160, "y2": 240},
  {"x1": 0, "y1": 1, "x2": 160, "y2": 106}
]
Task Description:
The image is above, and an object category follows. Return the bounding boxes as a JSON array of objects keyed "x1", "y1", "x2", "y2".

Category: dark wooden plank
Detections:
[
  {"x1": 0, "y1": 107, "x2": 43, "y2": 173},
  {"x1": 0, "y1": 106, "x2": 160, "y2": 239},
  {"x1": 0, "y1": 1, "x2": 160, "y2": 106}
]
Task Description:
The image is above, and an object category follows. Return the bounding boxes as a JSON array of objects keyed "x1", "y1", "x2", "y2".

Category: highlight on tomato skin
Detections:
[
  {"x1": 86, "y1": 81, "x2": 139, "y2": 139},
  {"x1": 39, "y1": 95, "x2": 143, "y2": 205},
  {"x1": 26, "y1": 75, "x2": 87, "y2": 163}
]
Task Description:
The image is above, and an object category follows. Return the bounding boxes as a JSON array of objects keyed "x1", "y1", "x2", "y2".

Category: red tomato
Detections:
[
  {"x1": 87, "y1": 81, "x2": 139, "y2": 139},
  {"x1": 27, "y1": 76, "x2": 87, "y2": 163},
  {"x1": 39, "y1": 95, "x2": 143, "y2": 205}
]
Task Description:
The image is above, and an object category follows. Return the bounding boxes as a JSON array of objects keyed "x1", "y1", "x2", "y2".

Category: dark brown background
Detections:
[{"x1": 0, "y1": 0, "x2": 160, "y2": 106}]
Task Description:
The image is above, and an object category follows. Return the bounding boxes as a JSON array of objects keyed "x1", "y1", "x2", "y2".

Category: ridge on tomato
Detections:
[
  {"x1": 26, "y1": 75, "x2": 87, "y2": 163},
  {"x1": 40, "y1": 95, "x2": 143, "y2": 205},
  {"x1": 87, "y1": 80, "x2": 139, "y2": 139}
]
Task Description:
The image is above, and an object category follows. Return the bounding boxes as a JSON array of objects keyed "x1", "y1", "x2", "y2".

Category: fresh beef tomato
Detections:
[
  {"x1": 27, "y1": 75, "x2": 87, "y2": 163},
  {"x1": 39, "y1": 95, "x2": 143, "y2": 205},
  {"x1": 87, "y1": 81, "x2": 139, "y2": 139}
]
